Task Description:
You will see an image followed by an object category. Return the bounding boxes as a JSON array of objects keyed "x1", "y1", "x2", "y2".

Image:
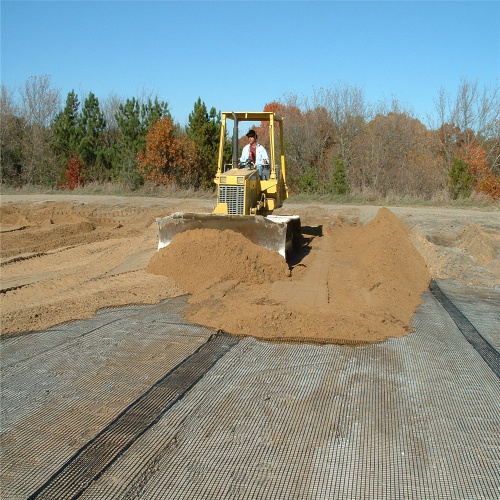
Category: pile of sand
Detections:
[
  {"x1": 410, "y1": 222, "x2": 500, "y2": 288},
  {"x1": 459, "y1": 224, "x2": 500, "y2": 274},
  {"x1": 147, "y1": 208, "x2": 431, "y2": 344},
  {"x1": 147, "y1": 229, "x2": 290, "y2": 294}
]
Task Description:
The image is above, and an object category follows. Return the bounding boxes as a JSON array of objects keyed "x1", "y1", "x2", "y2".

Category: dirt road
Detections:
[{"x1": 1, "y1": 194, "x2": 499, "y2": 341}]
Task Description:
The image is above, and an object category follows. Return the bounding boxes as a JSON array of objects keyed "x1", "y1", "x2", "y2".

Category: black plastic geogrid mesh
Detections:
[
  {"x1": 430, "y1": 280, "x2": 500, "y2": 377},
  {"x1": 1, "y1": 290, "x2": 499, "y2": 499}
]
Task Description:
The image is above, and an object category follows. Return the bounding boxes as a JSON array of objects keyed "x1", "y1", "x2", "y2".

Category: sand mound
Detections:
[
  {"x1": 355, "y1": 207, "x2": 430, "y2": 311},
  {"x1": 147, "y1": 208, "x2": 431, "y2": 344},
  {"x1": 147, "y1": 229, "x2": 290, "y2": 294},
  {"x1": 0, "y1": 201, "x2": 87, "y2": 229},
  {"x1": 0, "y1": 202, "x2": 99, "y2": 259},
  {"x1": 410, "y1": 222, "x2": 500, "y2": 287},
  {"x1": 458, "y1": 224, "x2": 500, "y2": 268}
]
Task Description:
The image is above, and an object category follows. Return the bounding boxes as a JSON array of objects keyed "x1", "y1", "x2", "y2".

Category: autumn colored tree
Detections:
[
  {"x1": 136, "y1": 117, "x2": 197, "y2": 187},
  {"x1": 460, "y1": 143, "x2": 489, "y2": 177},
  {"x1": 434, "y1": 78, "x2": 500, "y2": 179},
  {"x1": 254, "y1": 101, "x2": 288, "y2": 148},
  {"x1": 352, "y1": 112, "x2": 444, "y2": 197},
  {"x1": 59, "y1": 153, "x2": 85, "y2": 190},
  {"x1": 262, "y1": 98, "x2": 338, "y2": 191},
  {"x1": 476, "y1": 174, "x2": 500, "y2": 199},
  {"x1": 458, "y1": 143, "x2": 500, "y2": 199}
]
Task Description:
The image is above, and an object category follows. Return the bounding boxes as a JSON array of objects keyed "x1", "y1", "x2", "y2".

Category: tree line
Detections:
[{"x1": 1, "y1": 75, "x2": 499, "y2": 200}]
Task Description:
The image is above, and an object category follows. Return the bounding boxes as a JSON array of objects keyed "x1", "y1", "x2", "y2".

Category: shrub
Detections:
[{"x1": 448, "y1": 157, "x2": 474, "y2": 199}]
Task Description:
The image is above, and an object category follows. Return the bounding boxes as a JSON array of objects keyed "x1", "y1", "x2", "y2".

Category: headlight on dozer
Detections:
[
  {"x1": 237, "y1": 177, "x2": 244, "y2": 185},
  {"x1": 220, "y1": 176, "x2": 226, "y2": 184}
]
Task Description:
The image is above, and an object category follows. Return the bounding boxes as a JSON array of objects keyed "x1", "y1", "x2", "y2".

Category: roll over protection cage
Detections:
[{"x1": 216, "y1": 112, "x2": 287, "y2": 185}]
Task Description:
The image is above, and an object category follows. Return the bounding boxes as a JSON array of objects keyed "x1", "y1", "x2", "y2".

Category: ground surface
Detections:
[
  {"x1": 1, "y1": 194, "x2": 499, "y2": 342},
  {"x1": 1, "y1": 194, "x2": 500, "y2": 499}
]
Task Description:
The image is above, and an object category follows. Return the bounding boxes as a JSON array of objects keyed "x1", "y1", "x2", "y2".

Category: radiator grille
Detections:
[{"x1": 219, "y1": 185, "x2": 244, "y2": 215}]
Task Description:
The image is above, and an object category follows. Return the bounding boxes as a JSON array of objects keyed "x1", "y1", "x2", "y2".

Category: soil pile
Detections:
[
  {"x1": 147, "y1": 208, "x2": 431, "y2": 343},
  {"x1": 410, "y1": 222, "x2": 500, "y2": 288},
  {"x1": 321, "y1": 208, "x2": 431, "y2": 341},
  {"x1": 147, "y1": 229, "x2": 290, "y2": 294},
  {"x1": 459, "y1": 224, "x2": 500, "y2": 273}
]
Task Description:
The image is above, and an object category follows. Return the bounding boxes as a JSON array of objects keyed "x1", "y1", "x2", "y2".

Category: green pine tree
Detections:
[
  {"x1": 77, "y1": 92, "x2": 108, "y2": 181},
  {"x1": 329, "y1": 156, "x2": 350, "y2": 195},
  {"x1": 52, "y1": 90, "x2": 81, "y2": 182},
  {"x1": 141, "y1": 97, "x2": 170, "y2": 130},
  {"x1": 187, "y1": 98, "x2": 222, "y2": 188},
  {"x1": 449, "y1": 157, "x2": 474, "y2": 199},
  {"x1": 298, "y1": 164, "x2": 322, "y2": 193},
  {"x1": 116, "y1": 97, "x2": 142, "y2": 151}
]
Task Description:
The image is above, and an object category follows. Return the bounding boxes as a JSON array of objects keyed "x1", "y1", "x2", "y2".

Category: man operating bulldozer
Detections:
[
  {"x1": 156, "y1": 111, "x2": 301, "y2": 259},
  {"x1": 240, "y1": 129, "x2": 270, "y2": 179}
]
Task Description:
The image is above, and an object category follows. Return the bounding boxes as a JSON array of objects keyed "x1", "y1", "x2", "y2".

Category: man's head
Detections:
[{"x1": 246, "y1": 130, "x2": 257, "y2": 145}]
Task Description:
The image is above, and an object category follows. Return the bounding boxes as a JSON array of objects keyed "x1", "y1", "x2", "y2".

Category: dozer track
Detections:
[{"x1": 157, "y1": 213, "x2": 301, "y2": 259}]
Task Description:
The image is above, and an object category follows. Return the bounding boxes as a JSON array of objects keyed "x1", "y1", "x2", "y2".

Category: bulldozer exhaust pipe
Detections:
[{"x1": 232, "y1": 112, "x2": 238, "y2": 169}]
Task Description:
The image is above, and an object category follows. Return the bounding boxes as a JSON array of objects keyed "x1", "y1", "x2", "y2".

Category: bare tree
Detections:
[
  {"x1": 1, "y1": 83, "x2": 18, "y2": 117},
  {"x1": 453, "y1": 78, "x2": 477, "y2": 136},
  {"x1": 312, "y1": 82, "x2": 371, "y2": 174},
  {"x1": 1, "y1": 83, "x2": 24, "y2": 184},
  {"x1": 20, "y1": 75, "x2": 60, "y2": 127},
  {"x1": 434, "y1": 78, "x2": 500, "y2": 170},
  {"x1": 102, "y1": 92, "x2": 121, "y2": 132},
  {"x1": 101, "y1": 91, "x2": 122, "y2": 151},
  {"x1": 18, "y1": 75, "x2": 61, "y2": 184},
  {"x1": 277, "y1": 93, "x2": 336, "y2": 187}
]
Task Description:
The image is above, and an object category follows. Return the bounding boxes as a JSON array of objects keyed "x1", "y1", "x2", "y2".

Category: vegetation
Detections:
[{"x1": 1, "y1": 76, "x2": 499, "y2": 201}]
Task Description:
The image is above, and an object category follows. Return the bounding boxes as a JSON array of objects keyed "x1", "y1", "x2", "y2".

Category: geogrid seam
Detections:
[
  {"x1": 26, "y1": 332, "x2": 239, "y2": 500},
  {"x1": 0, "y1": 296, "x2": 213, "y2": 499},
  {"x1": 435, "y1": 280, "x2": 500, "y2": 351},
  {"x1": 430, "y1": 280, "x2": 500, "y2": 377}
]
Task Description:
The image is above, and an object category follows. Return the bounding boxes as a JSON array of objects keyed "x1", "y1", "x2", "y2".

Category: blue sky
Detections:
[{"x1": 1, "y1": 1, "x2": 499, "y2": 126}]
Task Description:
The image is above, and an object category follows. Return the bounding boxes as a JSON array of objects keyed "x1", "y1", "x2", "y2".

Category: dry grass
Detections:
[{"x1": 2, "y1": 182, "x2": 498, "y2": 209}]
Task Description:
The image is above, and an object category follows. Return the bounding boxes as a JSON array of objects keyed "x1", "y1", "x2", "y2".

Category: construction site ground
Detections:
[{"x1": 1, "y1": 194, "x2": 499, "y2": 499}]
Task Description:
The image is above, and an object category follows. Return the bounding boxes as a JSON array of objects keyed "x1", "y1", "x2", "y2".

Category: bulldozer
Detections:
[{"x1": 156, "y1": 111, "x2": 301, "y2": 259}]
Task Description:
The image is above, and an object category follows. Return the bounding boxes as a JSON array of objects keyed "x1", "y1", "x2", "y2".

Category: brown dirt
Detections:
[
  {"x1": 148, "y1": 208, "x2": 430, "y2": 343},
  {"x1": 1, "y1": 195, "x2": 499, "y2": 343}
]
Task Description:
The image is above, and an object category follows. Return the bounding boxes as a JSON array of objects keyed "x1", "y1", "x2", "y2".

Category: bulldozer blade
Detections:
[{"x1": 157, "y1": 212, "x2": 301, "y2": 259}]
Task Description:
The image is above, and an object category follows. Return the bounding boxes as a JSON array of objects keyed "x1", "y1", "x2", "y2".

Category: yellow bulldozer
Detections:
[{"x1": 156, "y1": 111, "x2": 301, "y2": 259}]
